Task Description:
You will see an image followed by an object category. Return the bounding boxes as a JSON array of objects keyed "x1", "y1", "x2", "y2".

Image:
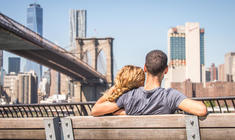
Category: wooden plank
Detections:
[
  {"x1": 199, "y1": 113, "x2": 235, "y2": 128},
  {"x1": 73, "y1": 129, "x2": 187, "y2": 140},
  {"x1": 73, "y1": 128, "x2": 235, "y2": 140},
  {"x1": 0, "y1": 130, "x2": 45, "y2": 139},
  {"x1": 200, "y1": 128, "x2": 235, "y2": 140},
  {"x1": 0, "y1": 117, "x2": 45, "y2": 128},
  {"x1": 71, "y1": 114, "x2": 186, "y2": 128}
]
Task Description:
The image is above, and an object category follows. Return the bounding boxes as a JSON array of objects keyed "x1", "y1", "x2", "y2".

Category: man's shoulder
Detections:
[
  {"x1": 153, "y1": 88, "x2": 185, "y2": 99},
  {"x1": 164, "y1": 88, "x2": 187, "y2": 102},
  {"x1": 164, "y1": 88, "x2": 182, "y2": 94},
  {"x1": 126, "y1": 86, "x2": 144, "y2": 94}
]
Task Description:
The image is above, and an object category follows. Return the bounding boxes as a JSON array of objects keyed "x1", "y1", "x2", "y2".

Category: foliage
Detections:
[{"x1": 204, "y1": 100, "x2": 216, "y2": 107}]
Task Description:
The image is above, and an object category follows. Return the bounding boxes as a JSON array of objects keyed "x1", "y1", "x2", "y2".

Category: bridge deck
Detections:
[{"x1": 0, "y1": 12, "x2": 106, "y2": 82}]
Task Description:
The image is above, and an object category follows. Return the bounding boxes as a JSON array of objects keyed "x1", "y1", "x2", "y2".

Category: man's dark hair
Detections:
[{"x1": 145, "y1": 50, "x2": 168, "y2": 76}]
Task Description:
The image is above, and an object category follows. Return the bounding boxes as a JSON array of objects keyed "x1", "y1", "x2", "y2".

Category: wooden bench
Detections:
[{"x1": 0, "y1": 113, "x2": 235, "y2": 139}]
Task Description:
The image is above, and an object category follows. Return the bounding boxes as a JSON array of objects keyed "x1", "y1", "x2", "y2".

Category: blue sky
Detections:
[{"x1": 1, "y1": 0, "x2": 235, "y2": 73}]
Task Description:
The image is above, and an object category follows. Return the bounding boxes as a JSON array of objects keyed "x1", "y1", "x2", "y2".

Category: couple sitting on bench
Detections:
[{"x1": 92, "y1": 50, "x2": 207, "y2": 116}]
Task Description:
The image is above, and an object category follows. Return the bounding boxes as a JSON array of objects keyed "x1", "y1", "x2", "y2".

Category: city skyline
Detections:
[{"x1": 0, "y1": 0, "x2": 235, "y2": 73}]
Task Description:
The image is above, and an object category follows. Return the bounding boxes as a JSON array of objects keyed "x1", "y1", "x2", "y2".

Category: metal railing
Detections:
[
  {"x1": 0, "y1": 97, "x2": 235, "y2": 118},
  {"x1": 0, "y1": 102, "x2": 95, "y2": 118},
  {"x1": 193, "y1": 96, "x2": 235, "y2": 113}
]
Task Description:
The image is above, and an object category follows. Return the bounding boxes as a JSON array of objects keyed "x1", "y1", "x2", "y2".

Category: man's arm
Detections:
[
  {"x1": 178, "y1": 99, "x2": 207, "y2": 116},
  {"x1": 112, "y1": 109, "x2": 126, "y2": 115},
  {"x1": 91, "y1": 86, "x2": 121, "y2": 116},
  {"x1": 91, "y1": 100, "x2": 120, "y2": 116}
]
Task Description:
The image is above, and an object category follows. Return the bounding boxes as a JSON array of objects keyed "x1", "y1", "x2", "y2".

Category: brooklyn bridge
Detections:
[{"x1": 0, "y1": 12, "x2": 114, "y2": 103}]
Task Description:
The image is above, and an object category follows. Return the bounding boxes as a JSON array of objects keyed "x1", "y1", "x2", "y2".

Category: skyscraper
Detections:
[
  {"x1": 49, "y1": 69, "x2": 60, "y2": 96},
  {"x1": 70, "y1": 9, "x2": 87, "y2": 48},
  {"x1": 25, "y1": 3, "x2": 43, "y2": 82},
  {"x1": 224, "y1": 52, "x2": 235, "y2": 82},
  {"x1": 27, "y1": 3, "x2": 43, "y2": 35},
  {"x1": 165, "y1": 22, "x2": 205, "y2": 88},
  {"x1": 209, "y1": 63, "x2": 218, "y2": 81},
  {"x1": 218, "y1": 64, "x2": 225, "y2": 81},
  {"x1": 8, "y1": 57, "x2": 20, "y2": 74},
  {"x1": 185, "y1": 23, "x2": 205, "y2": 82},
  {"x1": 3, "y1": 71, "x2": 38, "y2": 104}
]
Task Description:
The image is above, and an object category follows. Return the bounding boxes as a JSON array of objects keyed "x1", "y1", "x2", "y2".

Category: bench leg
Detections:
[{"x1": 185, "y1": 115, "x2": 201, "y2": 140}]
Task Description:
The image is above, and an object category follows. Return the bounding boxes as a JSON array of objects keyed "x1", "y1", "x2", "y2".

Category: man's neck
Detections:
[{"x1": 144, "y1": 74, "x2": 162, "y2": 90}]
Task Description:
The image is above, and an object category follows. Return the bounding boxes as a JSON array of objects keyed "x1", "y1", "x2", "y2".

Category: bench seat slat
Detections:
[
  {"x1": 71, "y1": 114, "x2": 186, "y2": 128},
  {"x1": 73, "y1": 129, "x2": 187, "y2": 140}
]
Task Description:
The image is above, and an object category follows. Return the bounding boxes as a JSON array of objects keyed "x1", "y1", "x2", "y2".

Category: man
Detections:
[{"x1": 92, "y1": 50, "x2": 207, "y2": 116}]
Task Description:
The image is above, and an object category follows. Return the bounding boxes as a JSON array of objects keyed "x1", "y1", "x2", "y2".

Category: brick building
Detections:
[{"x1": 171, "y1": 80, "x2": 235, "y2": 98}]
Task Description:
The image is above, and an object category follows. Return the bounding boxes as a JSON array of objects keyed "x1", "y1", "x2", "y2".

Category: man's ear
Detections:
[
  {"x1": 144, "y1": 65, "x2": 147, "y2": 72},
  {"x1": 164, "y1": 66, "x2": 168, "y2": 74}
]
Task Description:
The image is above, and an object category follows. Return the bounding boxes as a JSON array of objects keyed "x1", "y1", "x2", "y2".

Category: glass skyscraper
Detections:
[
  {"x1": 200, "y1": 30, "x2": 205, "y2": 65},
  {"x1": 168, "y1": 25, "x2": 204, "y2": 67},
  {"x1": 25, "y1": 3, "x2": 43, "y2": 82},
  {"x1": 8, "y1": 57, "x2": 20, "y2": 74},
  {"x1": 27, "y1": 3, "x2": 43, "y2": 35}
]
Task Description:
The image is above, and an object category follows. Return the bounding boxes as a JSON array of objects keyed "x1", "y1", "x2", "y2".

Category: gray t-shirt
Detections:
[{"x1": 116, "y1": 87, "x2": 187, "y2": 115}]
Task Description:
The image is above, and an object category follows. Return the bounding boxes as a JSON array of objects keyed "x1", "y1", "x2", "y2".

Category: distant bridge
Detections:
[{"x1": 0, "y1": 12, "x2": 107, "y2": 83}]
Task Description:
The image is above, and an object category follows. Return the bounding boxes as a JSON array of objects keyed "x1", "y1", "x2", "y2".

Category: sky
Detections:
[{"x1": 0, "y1": 0, "x2": 235, "y2": 74}]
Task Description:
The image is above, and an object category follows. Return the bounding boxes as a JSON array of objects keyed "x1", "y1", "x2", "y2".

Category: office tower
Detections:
[
  {"x1": 25, "y1": 3, "x2": 43, "y2": 82},
  {"x1": 17, "y1": 71, "x2": 38, "y2": 104},
  {"x1": 205, "y1": 68, "x2": 211, "y2": 82},
  {"x1": 3, "y1": 71, "x2": 37, "y2": 104},
  {"x1": 3, "y1": 73, "x2": 18, "y2": 103},
  {"x1": 49, "y1": 69, "x2": 60, "y2": 96},
  {"x1": 218, "y1": 64, "x2": 225, "y2": 81},
  {"x1": 70, "y1": 9, "x2": 87, "y2": 49},
  {"x1": 165, "y1": 22, "x2": 205, "y2": 88},
  {"x1": 27, "y1": 3, "x2": 43, "y2": 35},
  {"x1": 209, "y1": 63, "x2": 218, "y2": 81},
  {"x1": 224, "y1": 52, "x2": 235, "y2": 82},
  {"x1": 185, "y1": 23, "x2": 205, "y2": 82},
  {"x1": 8, "y1": 57, "x2": 20, "y2": 74}
]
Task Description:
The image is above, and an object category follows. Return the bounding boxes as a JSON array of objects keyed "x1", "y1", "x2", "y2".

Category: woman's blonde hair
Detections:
[{"x1": 105, "y1": 65, "x2": 145, "y2": 102}]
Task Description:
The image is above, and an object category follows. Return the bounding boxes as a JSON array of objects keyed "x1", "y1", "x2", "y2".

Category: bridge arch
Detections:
[
  {"x1": 97, "y1": 49, "x2": 107, "y2": 75},
  {"x1": 75, "y1": 38, "x2": 114, "y2": 85}
]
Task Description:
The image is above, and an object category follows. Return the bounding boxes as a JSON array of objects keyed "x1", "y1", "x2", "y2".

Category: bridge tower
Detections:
[
  {"x1": 76, "y1": 37, "x2": 114, "y2": 85},
  {"x1": 72, "y1": 37, "x2": 114, "y2": 102}
]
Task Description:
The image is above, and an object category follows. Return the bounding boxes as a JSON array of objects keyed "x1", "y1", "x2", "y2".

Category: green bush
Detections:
[{"x1": 204, "y1": 101, "x2": 216, "y2": 107}]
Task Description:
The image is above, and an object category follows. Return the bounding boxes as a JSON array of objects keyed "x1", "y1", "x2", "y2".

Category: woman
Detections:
[{"x1": 91, "y1": 65, "x2": 145, "y2": 116}]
